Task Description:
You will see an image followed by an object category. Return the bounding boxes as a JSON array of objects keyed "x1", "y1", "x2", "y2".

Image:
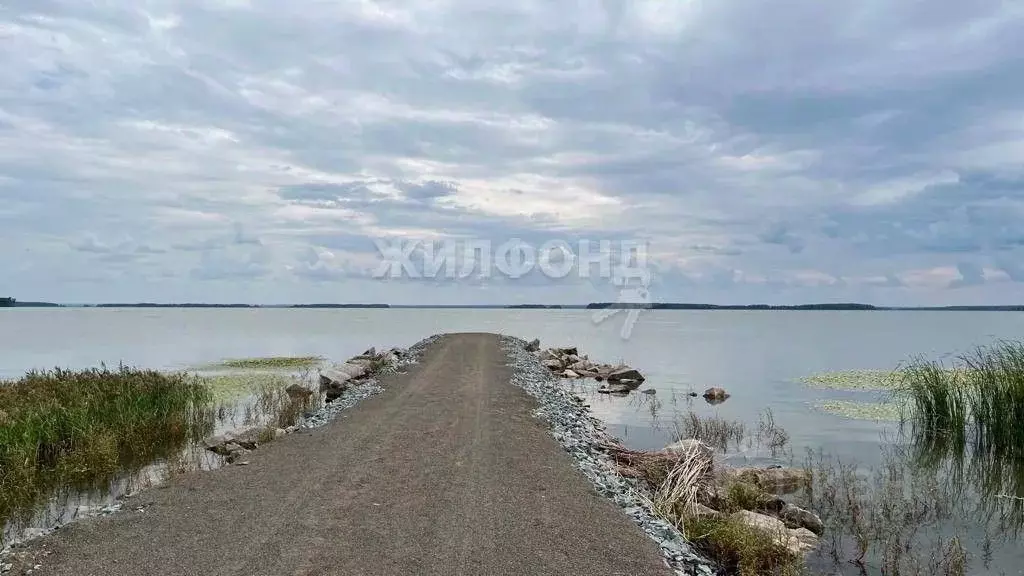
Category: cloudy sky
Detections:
[{"x1": 2, "y1": 0, "x2": 1023, "y2": 305}]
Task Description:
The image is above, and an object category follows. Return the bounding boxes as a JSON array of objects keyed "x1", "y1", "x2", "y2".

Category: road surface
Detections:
[{"x1": 7, "y1": 333, "x2": 672, "y2": 576}]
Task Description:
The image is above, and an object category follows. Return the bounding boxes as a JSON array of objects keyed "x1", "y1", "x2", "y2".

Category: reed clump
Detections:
[
  {"x1": 0, "y1": 365, "x2": 213, "y2": 527},
  {"x1": 895, "y1": 340, "x2": 1024, "y2": 459}
]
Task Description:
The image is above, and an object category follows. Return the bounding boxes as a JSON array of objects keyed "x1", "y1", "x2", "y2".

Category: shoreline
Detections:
[
  {"x1": 0, "y1": 336, "x2": 442, "y2": 562},
  {"x1": 500, "y1": 335, "x2": 717, "y2": 575}
]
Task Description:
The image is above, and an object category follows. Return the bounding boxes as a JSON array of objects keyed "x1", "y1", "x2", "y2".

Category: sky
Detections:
[{"x1": 2, "y1": 0, "x2": 1023, "y2": 306}]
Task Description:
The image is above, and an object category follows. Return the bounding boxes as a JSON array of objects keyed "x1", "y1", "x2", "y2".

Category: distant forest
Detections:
[
  {"x1": 2, "y1": 298, "x2": 1022, "y2": 311},
  {"x1": 0, "y1": 298, "x2": 60, "y2": 308}
]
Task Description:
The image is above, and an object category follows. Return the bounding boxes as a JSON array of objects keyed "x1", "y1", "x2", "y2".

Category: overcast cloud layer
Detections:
[{"x1": 2, "y1": 0, "x2": 1023, "y2": 305}]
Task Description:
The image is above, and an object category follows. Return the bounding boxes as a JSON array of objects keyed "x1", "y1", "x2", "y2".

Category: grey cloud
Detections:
[
  {"x1": 4, "y1": 0, "x2": 1024, "y2": 304},
  {"x1": 950, "y1": 261, "x2": 986, "y2": 288},
  {"x1": 758, "y1": 222, "x2": 806, "y2": 254}
]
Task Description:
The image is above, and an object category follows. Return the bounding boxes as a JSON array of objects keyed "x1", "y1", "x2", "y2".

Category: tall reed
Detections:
[
  {"x1": 895, "y1": 340, "x2": 1024, "y2": 461},
  {"x1": 0, "y1": 365, "x2": 213, "y2": 527}
]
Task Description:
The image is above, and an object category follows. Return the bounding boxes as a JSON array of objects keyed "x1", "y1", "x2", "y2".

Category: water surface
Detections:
[{"x1": 2, "y1": 308, "x2": 1023, "y2": 573}]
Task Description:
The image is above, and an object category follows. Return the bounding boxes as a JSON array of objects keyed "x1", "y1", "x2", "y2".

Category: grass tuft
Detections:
[
  {"x1": 685, "y1": 515, "x2": 803, "y2": 576},
  {"x1": 0, "y1": 365, "x2": 213, "y2": 530}
]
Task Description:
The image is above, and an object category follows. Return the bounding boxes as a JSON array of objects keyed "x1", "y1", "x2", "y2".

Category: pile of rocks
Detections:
[
  {"x1": 504, "y1": 336, "x2": 717, "y2": 576},
  {"x1": 524, "y1": 339, "x2": 647, "y2": 395},
  {"x1": 203, "y1": 427, "x2": 295, "y2": 464},
  {"x1": 318, "y1": 346, "x2": 404, "y2": 402},
  {"x1": 608, "y1": 440, "x2": 822, "y2": 560},
  {"x1": 710, "y1": 465, "x2": 821, "y2": 556},
  {"x1": 302, "y1": 335, "x2": 440, "y2": 429}
]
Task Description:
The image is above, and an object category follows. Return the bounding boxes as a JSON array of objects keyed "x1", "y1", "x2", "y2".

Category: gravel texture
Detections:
[
  {"x1": 1, "y1": 333, "x2": 676, "y2": 576},
  {"x1": 500, "y1": 335, "x2": 719, "y2": 576},
  {"x1": 300, "y1": 335, "x2": 439, "y2": 429},
  {"x1": 0, "y1": 337, "x2": 439, "y2": 567}
]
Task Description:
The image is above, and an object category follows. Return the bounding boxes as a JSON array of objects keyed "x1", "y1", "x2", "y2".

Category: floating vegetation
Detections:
[
  {"x1": 816, "y1": 400, "x2": 902, "y2": 422},
  {"x1": 199, "y1": 372, "x2": 302, "y2": 402},
  {"x1": 211, "y1": 356, "x2": 323, "y2": 370},
  {"x1": 798, "y1": 369, "x2": 898, "y2": 391}
]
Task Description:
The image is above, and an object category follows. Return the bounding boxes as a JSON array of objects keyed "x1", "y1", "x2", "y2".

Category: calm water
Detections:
[
  {"x1": 3, "y1": 308, "x2": 1024, "y2": 572},
  {"x1": 2, "y1": 308, "x2": 1023, "y2": 459}
]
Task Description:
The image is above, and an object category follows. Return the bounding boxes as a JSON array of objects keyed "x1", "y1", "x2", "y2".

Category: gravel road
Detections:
[{"x1": 5, "y1": 333, "x2": 672, "y2": 576}]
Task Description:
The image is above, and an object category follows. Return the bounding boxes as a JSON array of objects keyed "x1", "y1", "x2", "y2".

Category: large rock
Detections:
[
  {"x1": 703, "y1": 387, "x2": 730, "y2": 401},
  {"x1": 731, "y1": 467, "x2": 811, "y2": 495},
  {"x1": 555, "y1": 346, "x2": 578, "y2": 357},
  {"x1": 785, "y1": 528, "x2": 819, "y2": 556},
  {"x1": 729, "y1": 511, "x2": 818, "y2": 557},
  {"x1": 779, "y1": 503, "x2": 824, "y2": 535},
  {"x1": 325, "y1": 387, "x2": 346, "y2": 402},
  {"x1": 285, "y1": 383, "x2": 313, "y2": 401},
  {"x1": 319, "y1": 368, "x2": 353, "y2": 391},
  {"x1": 568, "y1": 360, "x2": 593, "y2": 372},
  {"x1": 525, "y1": 338, "x2": 541, "y2": 352},
  {"x1": 337, "y1": 362, "x2": 368, "y2": 379},
  {"x1": 731, "y1": 510, "x2": 787, "y2": 535},
  {"x1": 540, "y1": 349, "x2": 562, "y2": 363},
  {"x1": 542, "y1": 359, "x2": 564, "y2": 370},
  {"x1": 607, "y1": 367, "x2": 645, "y2": 385},
  {"x1": 562, "y1": 370, "x2": 580, "y2": 379}
]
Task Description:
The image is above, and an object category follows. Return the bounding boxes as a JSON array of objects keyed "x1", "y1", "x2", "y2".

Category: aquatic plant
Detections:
[
  {"x1": 673, "y1": 412, "x2": 746, "y2": 453},
  {"x1": 212, "y1": 356, "x2": 323, "y2": 370},
  {"x1": 801, "y1": 447, "x2": 980, "y2": 576},
  {"x1": 0, "y1": 365, "x2": 213, "y2": 531},
  {"x1": 799, "y1": 369, "x2": 899, "y2": 391},
  {"x1": 815, "y1": 400, "x2": 902, "y2": 422},
  {"x1": 895, "y1": 340, "x2": 1024, "y2": 461},
  {"x1": 200, "y1": 372, "x2": 300, "y2": 402}
]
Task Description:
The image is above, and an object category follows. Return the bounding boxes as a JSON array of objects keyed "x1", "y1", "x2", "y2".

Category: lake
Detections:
[
  {"x1": 2, "y1": 308, "x2": 1021, "y2": 456},
  {"x1": 2, "y1": 308, "x2": 1024, "y2": 573}
]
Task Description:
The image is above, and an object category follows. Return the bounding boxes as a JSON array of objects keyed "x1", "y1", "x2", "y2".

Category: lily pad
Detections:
[
  {"x1": 816, "y1": 400, "x2": 902, "y2": 422},
  {"x1": 799, "y1": 370, "x2": 898, "y2": 391},
  {"x1": 198, "y1": 373, "x2": 300, "y2": 402},
  {"x1": 208, "y1": 356, "x2": 323, "y2": 370}
]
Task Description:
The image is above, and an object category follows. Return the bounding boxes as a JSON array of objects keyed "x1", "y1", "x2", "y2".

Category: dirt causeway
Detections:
[{"x1": 8, "y1": 333, "x2": 671, "y2": 576}]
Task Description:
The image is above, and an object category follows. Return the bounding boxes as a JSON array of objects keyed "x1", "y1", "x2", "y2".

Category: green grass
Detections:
[
  {"x1": 0, "y1": 365, "x2": 213, "y2": 529},
  {"x1": 895, "y1": 340, "x2": 1024, "y2": 460},
  {"x1": 212, "y1": 356, "x2": 322, "y2": 370},
  {"x1": 685, "y1": 515, "x2": 803, "y2": 576}
]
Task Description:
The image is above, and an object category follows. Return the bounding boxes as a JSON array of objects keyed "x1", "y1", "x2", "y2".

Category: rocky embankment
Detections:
[
  {"x1": 1, "y1": 339, "x2": 439, "y2": 566},
  {"x1": 504, "y1": 336, "x2": 717, "y2": 575},
  {"x1": 508, "y1": 337, "x2": 823, "y2": 574},
  {"x1": 203, "y1": 337, "x2": 439, "y2": 463}
]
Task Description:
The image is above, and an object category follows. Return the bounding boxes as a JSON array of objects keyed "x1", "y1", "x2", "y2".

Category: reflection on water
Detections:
[
  {"x1": 1, "y1": 309, "x2": 1023, "y2": 572},
  {"x1": 0, "y1": 369, "x2": 320, "y2": 551},
  {"x1": 1, "y1": 445, "x2": 222, "y2": 547}
]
